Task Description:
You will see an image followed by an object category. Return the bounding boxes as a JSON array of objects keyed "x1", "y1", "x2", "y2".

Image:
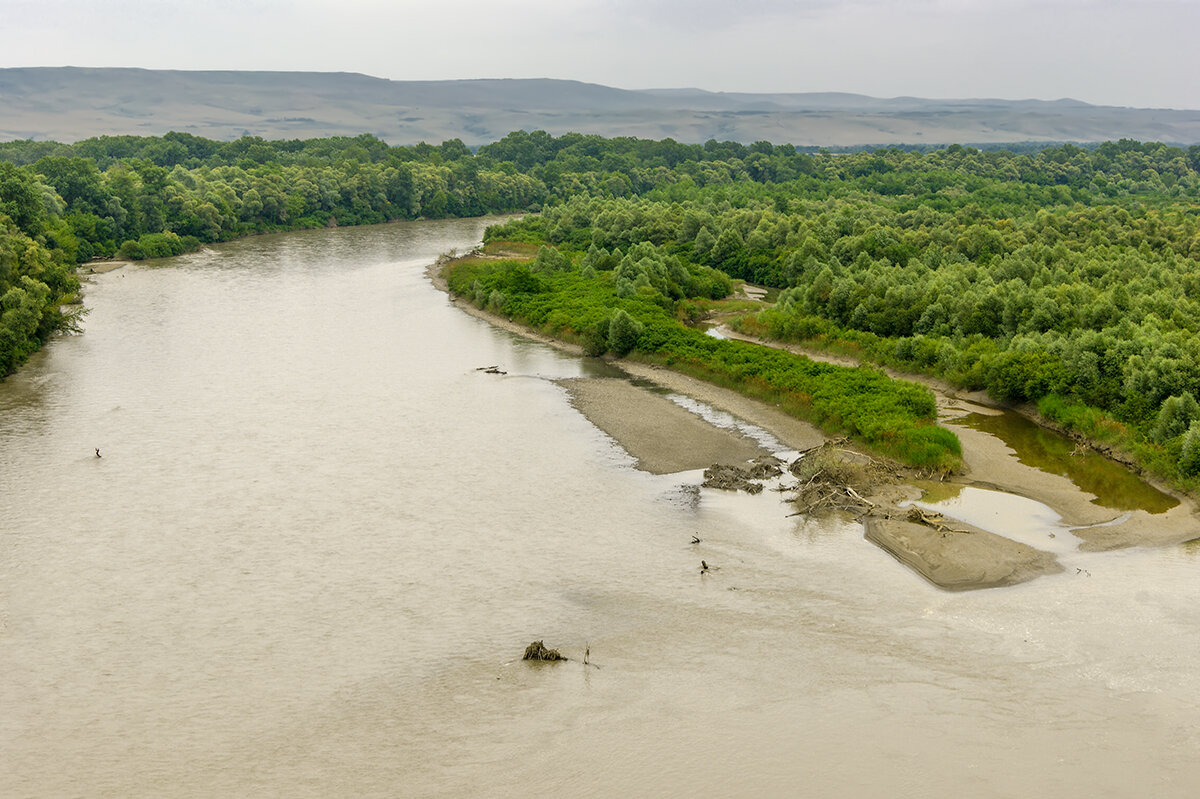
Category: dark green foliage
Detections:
[
  {"x1": 0, "y1": 161, "x2": 46, "y2": 236},
  {"x1": 0, "y1": 132, "x2": 554, "y2": 268},
  {"x1": 582, "y1": 316, "x2": 610, "y2": 357},
  {"x1": 0, "y1": 213, "x2": 81, "y2": 377}
]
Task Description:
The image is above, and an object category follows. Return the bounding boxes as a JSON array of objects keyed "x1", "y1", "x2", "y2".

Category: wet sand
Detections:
[
  {"x1": 558, "y1": 377, "x2": 768, "y2": 474},
  {"x1": 943, "y1": 409, "x2": 1200, "y2": 550},
  {"x1": 865, "y1": 516, "x2": 1064, "y2": 591},
  {"x1": 432, "y1": 260, "x2": 1200, "y2": 588},
  {"x1": 613, "y1": 362, "x2": 828, "y2": 454}
]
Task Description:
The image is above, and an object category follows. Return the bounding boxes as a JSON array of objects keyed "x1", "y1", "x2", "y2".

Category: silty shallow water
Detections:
[{"x1": 2, "y1": 218, "x2": 1200, "y2": 798}]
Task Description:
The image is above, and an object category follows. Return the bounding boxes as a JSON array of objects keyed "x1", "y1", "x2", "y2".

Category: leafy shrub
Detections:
[
  {"x1": 532, "y1": 245, "x2": 568, "y2": 272},
  {"x1": 117, "y1": 239, "x2": 144, "y2": 260},
  {"x1": 1151, "y1": 392, "x2": 1200, "y2": 443},
  {"x1": 583, "y1": 316, "x2": 610, "y2": 357}
]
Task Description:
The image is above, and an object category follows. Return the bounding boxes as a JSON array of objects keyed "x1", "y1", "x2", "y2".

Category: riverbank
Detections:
[
  {"x1": 430, "y1": 255, "x2": 822, "y2": 471},
  {"x1": 714, "y1": 324, "x2": 1200, "y2": 551},
  {"x1": 431, "y1": 255, "x2": 1200, "y2": 589},
  {"x1": 79, "y1": 260, "x2": 131, "y2": 275}
]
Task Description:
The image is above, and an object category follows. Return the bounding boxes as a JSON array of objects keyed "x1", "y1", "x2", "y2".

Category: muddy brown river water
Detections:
[{"x1": 3, "y1": 218, "x2": 1200, "y2": 797}]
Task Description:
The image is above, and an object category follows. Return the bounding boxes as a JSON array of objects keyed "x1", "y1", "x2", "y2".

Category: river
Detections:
[{"x1": 2, "y1": 218, "x2": 1199, "y2": 798}]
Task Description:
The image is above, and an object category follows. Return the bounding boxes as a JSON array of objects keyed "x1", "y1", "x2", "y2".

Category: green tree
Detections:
[
  {"x1": 693, "y1": 225, "x2": 716, "y2": 259},
  {"x1": 1179, "y1": 421, "x2": 1200, "y2": 476},
  {"x1": 1151, "y1": 392, "x2": 1200, "y2": 443},
  {"x1": 607, "y1": 308, "x2": 643, "y2": 356},
  {"x1": 0, "y1": 162, "x2": 46, "y2": 237}
]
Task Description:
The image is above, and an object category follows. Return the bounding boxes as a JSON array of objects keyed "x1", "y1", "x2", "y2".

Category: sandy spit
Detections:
[
  {"x1": 715, "y1": 325, "x2": 1200, "y2": 550},
  {"x1": 558, "y1": 377, "x2": 767, "y2": 474},
  {"x1": 430, "y1": 259, "x2": 825, "y2": 467},
  {"x1": 865, "y1": 517, "x2": 1064, "y2": 591}
]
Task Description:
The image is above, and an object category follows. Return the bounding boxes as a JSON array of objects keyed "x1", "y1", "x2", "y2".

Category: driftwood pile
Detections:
[
  {"x1": 522, "y1": 640, "x2": 568, "y2": 662},
  {"x1": 703, "y1": 464, "x2": 763, "y2": 494},
  {"x1": 785, "y1": 440, "x2": 897, "y2": 518},
  {"x1": 905, "y1": 506, "x2": 970, "y2": 535},
  {"x1": 702, "y1": 456, "x2": 784, "y2": 494}
]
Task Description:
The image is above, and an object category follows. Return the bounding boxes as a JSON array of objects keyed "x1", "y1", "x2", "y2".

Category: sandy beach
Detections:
[{"x1": 431, "y1": 259, "x2": 1200, "y2": 588}]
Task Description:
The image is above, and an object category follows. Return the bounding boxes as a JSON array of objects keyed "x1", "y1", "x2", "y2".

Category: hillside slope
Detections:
[{"x1": 2, "y1": 67, "x2": 1200, "y2": 145}]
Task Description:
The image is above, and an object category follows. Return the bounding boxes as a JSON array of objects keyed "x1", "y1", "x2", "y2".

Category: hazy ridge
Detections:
[{"x1": 2, "y1": 67, "x2": 1200, "y2": 145}]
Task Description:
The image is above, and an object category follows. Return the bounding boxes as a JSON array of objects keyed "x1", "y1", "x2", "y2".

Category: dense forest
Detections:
[
  {"x1": 3, "y1": 130, "x2": 1200, "y2": 482},
  {"x1": 476, "y1": 136, "x2": 1200, "y2": 484}
]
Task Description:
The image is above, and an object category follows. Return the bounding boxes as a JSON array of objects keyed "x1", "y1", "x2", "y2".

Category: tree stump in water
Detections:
[{"x1": 522, "y1": 640, "x2": 568, "y2": 661}]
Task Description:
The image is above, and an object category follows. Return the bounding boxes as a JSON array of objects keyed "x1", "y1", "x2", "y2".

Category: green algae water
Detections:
[
  {"x1": 3, "y1": 220, "x2": 1200, "y2": 798},
  {"x1": 950, "y1": 411, "x2": 1178, "y2": 514}
]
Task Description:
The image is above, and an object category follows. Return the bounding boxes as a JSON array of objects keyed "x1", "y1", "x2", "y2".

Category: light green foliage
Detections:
[
  {"x1": 692, "y1": 225, "x2": 716, "y2": 258},
  {"x1": 1179, "y1": 421, "x2": 1200, "y2": 476},
  {"x1": 607, "y1": 308, "x2": 643, "y2": 356},
  {"x1": 532, "y1": 245, "x2": 568, "y2": 272},
  {"x1": 708, "y1": 226, "x2": 744, "y2": 268},
  {"x1": 580, "y1": 243, "x2": 617, "y2": 271},
  {"x1": 1151, "y1": 392, "x2": 1200, "y2": 443}
]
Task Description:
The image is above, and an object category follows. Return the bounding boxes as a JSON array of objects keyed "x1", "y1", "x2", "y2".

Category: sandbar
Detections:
[
  {"x1": 558, "y1": 377, "x2": 767, "y2": 474},
  {"x1": 865, "y1": 517, "x2": 1064, "y2": 590}
]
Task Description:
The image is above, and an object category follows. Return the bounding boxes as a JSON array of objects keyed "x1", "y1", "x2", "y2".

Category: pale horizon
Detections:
[{"x1": 8, "y1": 64, "x2": 1185, "y2": 111}]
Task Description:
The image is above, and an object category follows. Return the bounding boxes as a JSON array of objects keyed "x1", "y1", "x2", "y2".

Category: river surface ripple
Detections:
[{"x1": 2, "y1": 218, "x2": 1200, "y2": 798}]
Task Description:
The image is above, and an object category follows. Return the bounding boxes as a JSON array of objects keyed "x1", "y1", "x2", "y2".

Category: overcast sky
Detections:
[{"x1": 3, "y1": 0, "x2": 1197, "y2": 109}]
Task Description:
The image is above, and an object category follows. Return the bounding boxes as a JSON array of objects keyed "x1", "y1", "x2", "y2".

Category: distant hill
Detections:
[{"x1": 2, "y1": 67, "x2": 1199, "y2": 146}]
